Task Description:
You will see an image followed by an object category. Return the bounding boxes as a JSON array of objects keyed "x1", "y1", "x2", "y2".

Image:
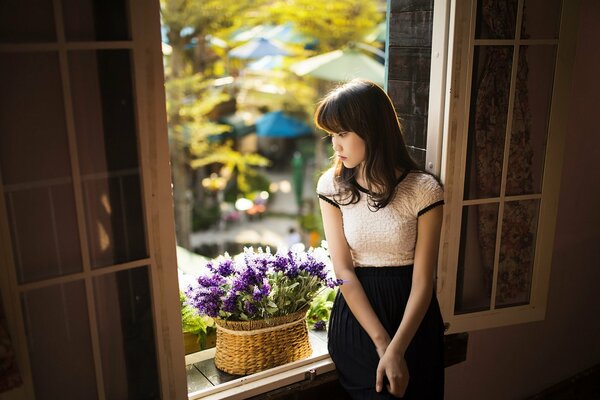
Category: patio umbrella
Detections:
[
  {"x1": 364, "y1": 22, "x2": 387, "y2": 43},
  {"x1": 247, "y1": 55, "x2": 285, "y2": 71},
  {"x1": 256, "y1": 111, "x2": 311, "y2": 138},
  {"x1": 290, "y1": 49, "x2": 385, "y2": 85},
  {"x1": 229, "y1": 37, "x2": 290, "y2": 60},
  {"x1": 263, "y1": 23, "x2": 311, "y2": 45}
]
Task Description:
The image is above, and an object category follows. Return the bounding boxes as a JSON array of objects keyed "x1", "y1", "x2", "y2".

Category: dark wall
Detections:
[{"x1": 387, "y1": 0, "x2": 434, "y2": 168}]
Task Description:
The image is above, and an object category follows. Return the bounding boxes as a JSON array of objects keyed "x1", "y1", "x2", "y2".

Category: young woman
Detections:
[{"x1": 316, "y1": 79, "x2": 445, "y2": 399}]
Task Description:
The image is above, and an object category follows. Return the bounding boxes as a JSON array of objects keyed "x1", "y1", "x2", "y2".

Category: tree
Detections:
[
  {"x1": 160, "y1": 0, "x2": 267, "y2": 248},
  {"x1": 267, "y1": 0, "x2": 382, "y2": 51}
]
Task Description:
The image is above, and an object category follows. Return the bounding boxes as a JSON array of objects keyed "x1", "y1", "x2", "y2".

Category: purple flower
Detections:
[
  {"x1": 184, "y1": 246, "x2": 336, "y2": 321},
  {"x1": 222, "y1": 293, "x2": 238, "y2": 313},
  {"x1": 252, "y1": 280, "x2": 271, "y2": 301},
  {"x1": 313, "y1": 320, "x2": 326, "y2": 331},
  {"x1": 217, "y1": 258, "x2": 235, "y2": 276},
  {"x1": 244, "y1": 301, "x2": 257, "y2": 315},
  {"x1": 326, "y1": 278, "x2": 344, "y2": 288}
]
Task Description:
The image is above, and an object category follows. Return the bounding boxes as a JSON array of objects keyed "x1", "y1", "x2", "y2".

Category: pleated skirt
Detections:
[{"x1": 328, "y1": 266, "x2": 444, "y2": 399}]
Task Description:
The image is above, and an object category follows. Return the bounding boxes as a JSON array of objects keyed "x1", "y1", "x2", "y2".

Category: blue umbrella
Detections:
[
  {"x1": 256, "y1": 111, "x2": 311, "y2": 138},
  {"x1": 229, "y1": 37, "x2": 290, "y2": 60},
  {"x1": 247, "y1": 55, "x2": 285, "y2": 71}
]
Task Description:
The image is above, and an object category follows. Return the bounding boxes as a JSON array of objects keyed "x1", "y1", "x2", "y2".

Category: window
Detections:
[
  {"x1": 0, "y1": 1, "x2": 186, "y2": 399},
  {"x1": 427, "y1": 0, "x2": 579, "y2": 333}
]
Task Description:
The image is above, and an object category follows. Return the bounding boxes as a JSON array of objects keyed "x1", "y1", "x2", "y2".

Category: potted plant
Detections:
[
  {"x1": 185, "y1": 245, "x2": 341, "y2": 375},
  {"x1": 180, "y1": 292, "x2": 216, "y2": 354}
]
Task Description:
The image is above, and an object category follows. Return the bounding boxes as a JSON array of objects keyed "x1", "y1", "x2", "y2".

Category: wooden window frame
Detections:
[{"x1": 431, "y1": 0, "x2": 581, "y2": 334}]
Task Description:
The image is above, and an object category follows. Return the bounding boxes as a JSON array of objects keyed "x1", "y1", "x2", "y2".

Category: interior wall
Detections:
[{"x1": 444, "y1": 0, "x2": 600, "y2": 398}]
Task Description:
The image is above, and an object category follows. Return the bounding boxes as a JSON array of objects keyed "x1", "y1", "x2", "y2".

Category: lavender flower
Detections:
[
  {"x1": 217, "y1": 258, "x2": 235, "y2": 276},
  {"x1": 313, "y1": 320, "x2": 327, "y2": 331},
  {"x1": 184, "y1": 246, "x2": 340, "y2": 321}
]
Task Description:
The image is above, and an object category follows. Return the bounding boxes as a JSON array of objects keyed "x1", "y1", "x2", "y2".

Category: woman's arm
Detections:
[
  {"x1": 319, "y1": 199, "x2": 391, "y2": 353},
  {"x1": 376, "y1": 205, "x2": 443, "y2": 396}
]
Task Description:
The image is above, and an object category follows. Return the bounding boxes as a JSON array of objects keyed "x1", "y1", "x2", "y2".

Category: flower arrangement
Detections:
[{"x1": 185, "y1": 245, "x2": 341, "y2": 322}]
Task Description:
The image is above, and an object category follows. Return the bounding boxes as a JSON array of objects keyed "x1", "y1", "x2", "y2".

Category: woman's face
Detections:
[{"x1": 330, "y1": 130, "x2": 366, "y2": 169}]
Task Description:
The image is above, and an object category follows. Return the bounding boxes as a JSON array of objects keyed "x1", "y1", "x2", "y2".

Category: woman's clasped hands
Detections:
[{"x1": 375, "y1": 341, "x2": 409, "y2": 398}]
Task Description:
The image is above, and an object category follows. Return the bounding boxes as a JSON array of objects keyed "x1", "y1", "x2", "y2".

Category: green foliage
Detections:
[
  {"x1": 180, "y1": 291, "x2": 215, "y2": 336},
  {"x1": 307, "y1": 287, "x2": 337, "y2": 329},
  {"x1": 267, "y1": 0, "x2": 382, "y2": 51},
  {"x1": 191, "y1": 142, "x2": 271, "y2": 195}
]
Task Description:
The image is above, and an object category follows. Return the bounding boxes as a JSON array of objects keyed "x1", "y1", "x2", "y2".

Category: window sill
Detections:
[{"x1": 186, "y1": 330, "x2": 334, "y2": 399}]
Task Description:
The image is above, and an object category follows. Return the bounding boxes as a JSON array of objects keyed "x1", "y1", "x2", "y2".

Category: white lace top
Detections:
[{"x1": 317, "y1": 168, "x2": 444, "y2": 267}]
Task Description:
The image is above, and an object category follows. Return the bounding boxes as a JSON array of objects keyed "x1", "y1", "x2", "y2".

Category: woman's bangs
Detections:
[{"x1": 316, "y1": 99, "x2": 347, "y2": 134}]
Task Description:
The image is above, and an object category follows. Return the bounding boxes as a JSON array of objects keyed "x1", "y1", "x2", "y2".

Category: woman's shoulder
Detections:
[
  {"x1": 405, "y1": 170, "x2": 443, "y2": 191},
  {"x1": 316, "y1": 167, "x2": 337, "y2": 196}
]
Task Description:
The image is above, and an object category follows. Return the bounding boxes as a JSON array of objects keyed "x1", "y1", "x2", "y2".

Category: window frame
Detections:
[{"x1": 432, "y1": 0, "x2": 581, "y2": 334}]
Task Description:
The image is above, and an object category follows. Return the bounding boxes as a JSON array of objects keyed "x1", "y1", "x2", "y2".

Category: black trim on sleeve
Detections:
[
  {"x1": 418, "y1": 200, "x2": 444, "y2": 217},
  {"x1": 318, "y1": 194, "x2": 340, "y2": 209}
]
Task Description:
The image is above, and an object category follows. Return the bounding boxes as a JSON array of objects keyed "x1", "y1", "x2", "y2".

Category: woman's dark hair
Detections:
[{"x1": 314, "y1": 79, "x2": 419, "y2": 210}]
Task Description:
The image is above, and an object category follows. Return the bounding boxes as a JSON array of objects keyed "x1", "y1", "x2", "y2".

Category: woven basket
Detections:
[{"x1": 214, "y1": 307, "x2": 312, "y2": 375}]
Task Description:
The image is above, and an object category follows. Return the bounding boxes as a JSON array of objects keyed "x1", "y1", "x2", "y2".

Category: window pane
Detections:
[
  {"x1": 68, "y1": 50, "x2": 147, "y2": 268},
  {"x1": 0, "y1": 0, "x2": 56, "y2": 43},
  {"x1": 521, "y1": 0, "x2": 562, "y2": 39},
  {"x1": 464, "y1": 46, "x2": 513, "y2": 200},
  {"x1": 7, "y1": 184, "x2": 82, "y2": 283},
  {"x1": 21, "y1": 281, "x2": 98, "y2": 400},
  {"x1": 93, "y1": 267, "x2": 160, "y2": 399},
  {"x1": 506, "y1": 46, "x2": 557, "y2": 196},
  {"x1": 62, "y1": 0, "x2": 130, "y2": 41},
  {"x1": 496, "y1": 200, "x2": 540, "y2": 308},
  {"x1": 68, "y1": 50, "x2": 141, "y2": 176},
  {"x1": 0, "y1": 53, "x2": 71, "y2": 185},
  {"x1": 455, "y1": 204, "x2": 498, "y2": 314},
  {"x1": 475, "y1": 0, "x2": 518, "y2": 39},
  {"x1": 82, "y1": 174, "x2": 147, "y2": 269}
]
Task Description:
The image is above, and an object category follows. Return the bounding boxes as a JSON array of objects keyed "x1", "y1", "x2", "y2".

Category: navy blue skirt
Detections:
[{"x1": 328, "y1": 266, "x2": 444, "y2": 399}]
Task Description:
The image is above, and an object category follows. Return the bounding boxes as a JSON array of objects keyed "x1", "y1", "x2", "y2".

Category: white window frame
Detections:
[{"x1": 428, "y1": 0, "x2": 581, "y2": 334}]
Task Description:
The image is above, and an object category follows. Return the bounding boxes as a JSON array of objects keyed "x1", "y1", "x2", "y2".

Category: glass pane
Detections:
[
  {"x1": 68, "y1": 50, "x2": 140, "y2": 175},
  {"x1": 82, "y1": 174, "x2": 147, "y2": 269},
  {"x1": 464, "y1": 46, "x2": 513, "y2": 200},
  {"x1": 21, "y1": 281, "x2": 98, "y2": 400},
  {"x1": 0, "y1": 53, "x2": 71, "y2": 185},
  {"x1": 68, "y1": 50, "x2": 147, "y2": 268},
  {"x1": 455, "y1": 203, "x2": 499, "y2": 314},
  {"x1": 475, "y1": 0, "x2": 518, "y2": 39},
  {"x1": 7, "y1": 184, "x2": 82, "y2": 283},
  {"x1": 62, "y1": 0, "x2": 130, "y2": 41},
  {"x1": 521, "y1": 0, "x2": 562, "y2": 39},
  {"x1": 506, "y1": 46, "x2": 557, "y2": 196},
  {"x1": 0, "y1": 0, "x2": 56, "y2": 43},
  {"x1": 496, "y1": 200, "x2": 540, "y2": 307},
  {"x1": 93, "y1": 267, "x2": 160, "y2": 399}
]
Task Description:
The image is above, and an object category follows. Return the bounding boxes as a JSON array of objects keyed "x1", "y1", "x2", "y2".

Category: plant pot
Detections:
[
  {"x1": 183, "y1": 332, "x2": 200, "y2": 355},
  {"x1": 183, "y1": 329, "x2": 217, "y2": 355},
  {"x1": 214, "y1": 307, "x2": 312, "y2": 375}
]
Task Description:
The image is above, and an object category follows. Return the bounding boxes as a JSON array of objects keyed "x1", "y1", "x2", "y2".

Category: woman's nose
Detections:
[{"x1": 332, "y1": 137, "x2": 341, "y2": 151}]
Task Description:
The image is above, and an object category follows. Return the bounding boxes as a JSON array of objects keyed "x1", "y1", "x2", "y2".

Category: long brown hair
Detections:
[{"x1": 314, "y1": 79, "x2": 418, "y2": 210}]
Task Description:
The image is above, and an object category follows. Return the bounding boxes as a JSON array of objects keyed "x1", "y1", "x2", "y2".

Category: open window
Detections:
[{"x1": 421, "y1": 0, "x2": 579, "y2": 333}]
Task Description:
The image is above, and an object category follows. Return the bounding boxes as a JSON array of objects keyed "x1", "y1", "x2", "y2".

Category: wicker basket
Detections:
[{"x1": 214, "y1": 307, "x2": 312, "y2": 375}]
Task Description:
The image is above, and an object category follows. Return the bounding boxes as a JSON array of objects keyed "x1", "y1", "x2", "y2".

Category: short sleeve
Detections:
[
  {"x1": 414, "y1": 173, "x2": 444, "y2": 217},
  {"x1": 316, "y1": 168, "x2": 340, "y2": 209}
]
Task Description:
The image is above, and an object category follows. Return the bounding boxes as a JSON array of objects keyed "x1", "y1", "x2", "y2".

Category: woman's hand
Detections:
[{"x1": 376, "y1": 349, "x2": 409, "y2": 398}]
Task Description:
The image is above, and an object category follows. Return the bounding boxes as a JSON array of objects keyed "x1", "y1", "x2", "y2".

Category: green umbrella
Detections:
[{"x1": 290, "y1": 49, "x2": 385, "y2": 85}]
